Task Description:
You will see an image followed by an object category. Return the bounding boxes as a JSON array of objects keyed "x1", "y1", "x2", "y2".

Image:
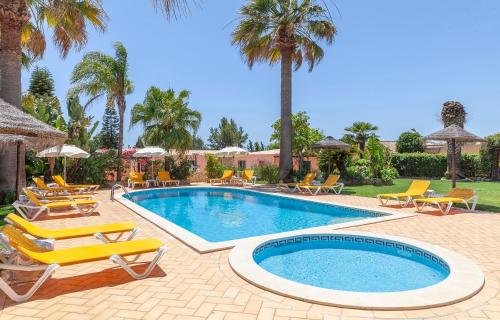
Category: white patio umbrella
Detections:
[
  {"x1": 214, "y1": 146, "x2": 249, "y2": 157},
  {"x1": 133, "y1": 147, "x2": 168, "y2": 177},
  {"x1": 37, "y1": 144, "x2": 90, "y2": 181}
]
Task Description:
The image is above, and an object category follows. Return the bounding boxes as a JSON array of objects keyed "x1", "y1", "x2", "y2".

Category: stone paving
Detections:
[{"x1": 1, "y1": 185, "x2": 499, "y2": 320}]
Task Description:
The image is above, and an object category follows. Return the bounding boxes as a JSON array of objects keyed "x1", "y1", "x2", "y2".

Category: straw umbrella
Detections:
[
  {"x1": 311, "y1": 136, "x2": 351, "y2": 174},
  {"x1": 0, "y1": 99, "x2": 66, "y2": 197},
  {"x1": 423, "y1": 124, "x2": 485, "y2": 188}
]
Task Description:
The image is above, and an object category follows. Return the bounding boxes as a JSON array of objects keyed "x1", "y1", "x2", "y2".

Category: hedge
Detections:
[{"x1": 390, "y1": 153, "x2": 489, "y2": 178}]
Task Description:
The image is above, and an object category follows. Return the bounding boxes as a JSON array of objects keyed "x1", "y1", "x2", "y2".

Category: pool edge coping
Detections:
[
  {"x1": 114, "y1": 186, "x2": 415, "y2": 253},
  {"x1": 228, "y1": 231, "x2": 485, "y2": 310}
]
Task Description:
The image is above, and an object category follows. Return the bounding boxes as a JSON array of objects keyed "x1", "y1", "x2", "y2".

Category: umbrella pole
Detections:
[
  {"x1": 64, "y1": 157, "x2": 67, "y2": 183},
  {"x1": 451, "y1": 138, "x2": 457, "y2": 188}
]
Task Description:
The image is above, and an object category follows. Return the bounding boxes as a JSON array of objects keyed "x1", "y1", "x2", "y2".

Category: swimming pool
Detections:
[
  {"x1": 119, "y1": 187, "x2": 405, "y2": 251},
  {"x1": 230, "y1": 232, "x2": 485, "y2": 310}
]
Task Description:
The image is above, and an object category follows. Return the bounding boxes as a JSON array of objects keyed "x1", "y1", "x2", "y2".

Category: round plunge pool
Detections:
[{"x1": 229, "y1": 232, "x2": 484, "y2": 310}]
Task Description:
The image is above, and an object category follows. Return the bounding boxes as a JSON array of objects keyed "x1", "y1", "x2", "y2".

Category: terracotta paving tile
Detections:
[{"x1": 0, "y1": 187, "x2": 499, "y2": 320}]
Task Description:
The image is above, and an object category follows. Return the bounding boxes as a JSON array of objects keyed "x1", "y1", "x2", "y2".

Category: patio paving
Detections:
[{"x1": 1, "y1": 185, "x2": 499, "y2": 320}]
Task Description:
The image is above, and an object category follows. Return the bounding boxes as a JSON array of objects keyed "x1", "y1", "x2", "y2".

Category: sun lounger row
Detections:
[
  {"x1": 210, "y1": 170, "x2": 256, "y2": 186},
  {"x1": 128, "y1": 171, "x2": 180, "y2": 189},
  {"x1": 279, "y1": 173, "x2": 345, "y2": 195}
]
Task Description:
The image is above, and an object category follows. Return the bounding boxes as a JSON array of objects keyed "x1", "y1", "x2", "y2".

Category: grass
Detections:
[
  {"x1": 0, "y1": 205, "x2": 13, "y2": 226},
  {"x1": 343, "y1": 178, "x2": 500, "y2": 212}
]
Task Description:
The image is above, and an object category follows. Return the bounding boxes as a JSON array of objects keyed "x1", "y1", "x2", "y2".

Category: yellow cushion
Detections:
[
  {"x1": 18, "y1": 238, "x2": 164, "y2": 266},
  {"x1": 45, "y1": 199, "x2": 98, "y2": 209},
  {"x1": 1, "y1": 225, "x2": 50, "y2": 253},
  {"x1": 6, "y1": 213, "x2": 136, "y2": 240},
  {"x1": 242, "y1": 170, "x2": 254, "y2": 181},
  {"x1": 221, "y1": 170, "x2": 233, "y2": 180},
  {"x1": 415, "y1": 197, "x2": 466, "y2": 204}
]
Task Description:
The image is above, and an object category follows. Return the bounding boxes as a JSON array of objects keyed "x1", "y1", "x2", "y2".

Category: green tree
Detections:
[
  {"x1": 28, "y1": 66, "x2": 55, "y2": 95},
  {"x1": 192, "y1": 135, "x2": 206, "y2": 149},
  {"x1": 130, "y1": 87, "x2": 201, "y2": 152},
  {"x1": 343, "y1": 121, "x2": 378, "y2": 154},
  {"x1": 70, "y1": 42, "x2": 133, "y2": 182},
  {"x1": 66, "y1": 95, "x2": 99, "y2": 150},
  {"x1": 441, "y1": 101, "x2": 467, "y2": 178},
  {"x1": 484, "y1": 134, "x2": 500, "y2": 180},
  {"x1": 97, "y1": 106, "x2": 120, "y2": 149},
  {"x1": 247, "y1": 140, "x2": 265, "y2": 152},
  {"x1": 208, "y1": 117, "x2": 248, "y2": 149},
  {"x1": 396, "y1": 129, "x2": 424, "y2": 153},
  {"x1": 232, "y1": 0, "x2": 336, "y2": 179},
  {"x1": 270, "y1": 111, "x2": 324, "y2": 173}
]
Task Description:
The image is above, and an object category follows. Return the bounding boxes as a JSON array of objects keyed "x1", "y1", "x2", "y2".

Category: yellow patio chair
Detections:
[
  {"x1": 53, "y1": 175, "x2": 99, "y2": 192},
  {"x1": 377, "y1": 180, "x2": 431, "y2": 207},
  {"x1": 241, "y1": 169, "x2": 256, "y2": 185},
  {"x1": 128, "y1": 172, "x2": 149, "y2": 189},
  {"x1": 5, "y1": 213, "x2": 138, "y2": 243},
  {"x1": 29, "y1": 183, "x2": 95, "y2": 201},
  {"x1": 279, "y1": 172, "x2": 316, "y2": 193},
  {"x1": 299, "y1": 174, "x2": 344, "y2": 196},
  {"x1": 12, "y1": 188, "x2": 100, "y2": 221},
  {"x1": 0, "y1": 225, "x2": 166, "y2": 302},
  {"x1": 210, "y1": 170, "x2": 233, "y2": 185},
  {"x1": 413, "y1": 188, "x2": 479, "y2": 215},
  {"x1": 157, "y1": 171, "x2": 180, "y2": 187},
  {"x1": 32, "y1": 177, "x2": 83, "y2": 197}
]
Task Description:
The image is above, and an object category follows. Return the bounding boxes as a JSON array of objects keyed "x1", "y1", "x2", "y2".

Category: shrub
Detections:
[
  {"x1": 380, "y1": 167, "x2": 399, "y2": 184},
  {"x1": 344, "y1": 159, "x2": 371, "y2": 184},
  {"x1": 205, "y1": 154, "x2": 225, "y2": 179},
  {"x1": 73, "y1": 150, "x2": 118, "y2": 185},
  {"x1": 0, "y1": 191, "x2": 16, "y2": 206},
  {"x1": 166, "y1": 158, "x2": 192, "y2": 180},
  {"x1": 255, "y1": 164, "x2": 280, "y2": 184},
  {"x1": 396, "y1": 131, "x2": 424, "y2": 153}
]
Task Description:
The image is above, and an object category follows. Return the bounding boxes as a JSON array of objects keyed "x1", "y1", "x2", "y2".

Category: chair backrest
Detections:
[
  {"x1": 323, "y1": 175, "x2": 340, "y2": 186},
  {"x1": 53, "y1": 175, "x2": 66, "y2": 187},
  {"x1": 303, "y1": 172, "x2": 316, "y2": 184},
  {"x1": 407, "y1": 180, "x2": 431, "y2": 195},
  {"x1": 448, "y1": 188, "x2": 475, "y2": 200},
  {"x1": 22, "y1": 188, "x2": 43, "y2": 206},
  {"x1": 33, "y1": 177, "x2": 49, "y2": 190},
  {"x1": 129, "y1": 172, "x2": 144, "y2": 182},
  {"x1": 1, "y1": 225, "x2": 49, "y2": 253},
  {"x1": 158, "y1": 171, "x2": 171, "y2": 181},
  {"x1": 222, "y1": 170, "x2": 233, "y2": 179},
  {"x1": 242, "y1": 170, "x2": 254, "y2": 181}
]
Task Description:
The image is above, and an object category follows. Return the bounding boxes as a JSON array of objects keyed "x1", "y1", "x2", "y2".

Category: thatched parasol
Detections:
[
  {"x1": 0, "y1": 98, "x2": 67, "y2": 197},
  {"x1": 423, "y1": 124, "x2": 485, "y2": 187},
  {"x1": 312, "y1": 136, "x2": 351, "y2": 173}
]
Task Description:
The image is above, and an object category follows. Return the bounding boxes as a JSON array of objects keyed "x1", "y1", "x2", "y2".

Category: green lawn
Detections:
[
  {"x1": 343, "y1": 179, "x2": 500, "y2": 212},
  {"x1": 0, "y1": 205, "x2": 13, "y2": 226}
]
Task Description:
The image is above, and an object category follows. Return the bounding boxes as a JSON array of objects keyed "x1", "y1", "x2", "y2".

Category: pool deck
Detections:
[{"x1": 1, "y1": 183, "x2": 500, "y2": 319}]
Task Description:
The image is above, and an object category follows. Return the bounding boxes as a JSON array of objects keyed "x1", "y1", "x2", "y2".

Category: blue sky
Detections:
[{"x1": 22, "y1": 0, "x2": 500, "y2": 147}]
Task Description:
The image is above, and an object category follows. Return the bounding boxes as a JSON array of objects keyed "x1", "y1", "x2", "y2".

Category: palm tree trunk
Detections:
[
  {"x1": 0, "y1": 2, "x2": 28, "y2": 193},
  {"x1": 279, "y1": 49, "x2": 293, "y2": 180},
  {"x1": 116, "y1": 99, "x2": 125, "y2": 183}
]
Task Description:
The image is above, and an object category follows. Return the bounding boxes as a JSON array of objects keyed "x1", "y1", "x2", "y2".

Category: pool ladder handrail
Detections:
[{"x1": 111, "y1": 184, "x2": 129, "y2": 201}]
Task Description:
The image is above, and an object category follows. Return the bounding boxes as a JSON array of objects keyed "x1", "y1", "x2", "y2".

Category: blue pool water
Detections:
[
  {"x1": 126, "y1": 188, "x2": 384, "y2": 242},
  {"x1": 254, "y1": 235, "x2": 450, "y2": 292}
]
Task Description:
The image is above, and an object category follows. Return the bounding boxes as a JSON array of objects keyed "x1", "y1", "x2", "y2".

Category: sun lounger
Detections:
[
  {"x1": 241, "y1": 170, "x2": 256, "y2": 185},
  {"x1": 128, "y1": 172, "x2": 150, "y2": 189},
  {"x1": 279, "y1": 172, "x2": 316, "y2": 193},
  {"x1": 0, "y1": 225, "x2": 166, "y2": 302},
  {"x1": 4, "y1": 213, "x2": 138, "y2": 243},
  {"x1": 377, "y1": 180, "x2": 430, "y2": 207},
  {"x1": 29, "y1": 186, "x2": 95, "y2": 201},
  {"x1": 299, "y1": 174, "x2": 344, "y2": 195},
  {"x1": 157, "y1": 171, "x2": 180, "y2": 187},
  {"x1": 210, "y1": 170, "x2": 233, "y2": 185},
  {"x1": 413, "y1": 188, "x2": 479, "y2": 215},
  {"x1": 13, "y1": 188, "x2": 100, "y2": 221},
  {"x1": 33, "y1": 177, "x2": 92, "y2": 196},
  {"x1": 53, "y1": 175, "x2": 99, "y2": 192}
]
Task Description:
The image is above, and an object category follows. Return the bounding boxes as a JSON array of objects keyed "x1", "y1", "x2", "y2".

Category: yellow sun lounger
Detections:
[
  {"x1": 241, "y1": 169, "x2": 256, "y2": 185},
  {"x1": 377, "y1": 180, "x2": 431, "y2": 207},
  {"x1": 157, "y1": 171, "x2": 180, "y2": 187},
  {"x1": 53, "y1": 175, "x2": 100, "y2": 192},
  {"x1": 210, "y1": 170, "x2": 233, "y2": 185},
  {"x1": 0, "y1": 225, "x2": 166, "y2": 302},
  {"x1": 13, "y1": 188, "x2": 100, "y2": 221},
  {"x1": 413, "y1": 188, "x2": 479, "y2": 215},
  {"x1": 29, "y1": 185, "x2": 95, "y2": 202},
  {"x1": 128, "y1": 172, "x2": 149, "y2": 189},
  {"x1": 299, "y1": 174, "x2": 344, "y2": 196},
  {"x1": 32, "y1": 177, "x2": 92, "y2": 197},
  {"x1": 5, "y1": 213, "x2": 138, "y2": 242},
  {"x1": 279, "y1": 172, "x2": 316, "y2": 193}
]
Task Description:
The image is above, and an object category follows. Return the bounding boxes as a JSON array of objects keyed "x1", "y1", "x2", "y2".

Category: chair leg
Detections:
[
  {"x1": 95, "y1": 228, "x2": 139, "y2": 243},
  {"x1": 0, "y1": 264, "x2": 59, "y2": 302},
  {"x1": 74, "y1": 203, "x2": 99, "y2": 216},
  {"x1": 109, "y1": 246, "x2": 167, "y2": 280}
]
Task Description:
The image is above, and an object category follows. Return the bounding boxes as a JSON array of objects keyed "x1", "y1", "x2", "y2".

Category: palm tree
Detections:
[
  {"x1": 70, "y1": 42, "x2": 133, "y2": 183},
  {"x1": 231, "y1": 0, "x2": 336, "y2": 180},
  {"x1": 130, "y1": 87, "x2": 201, "y2": 152},
  {"x1": 343, "y1": 121, "x2": 378, "y2": 153},
  {"x1": 0, "y1": 0, "x2": 107, "y2": 107},
  {"x1": 441, "y1": 101, "x2": 467, "y2": 178}
]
